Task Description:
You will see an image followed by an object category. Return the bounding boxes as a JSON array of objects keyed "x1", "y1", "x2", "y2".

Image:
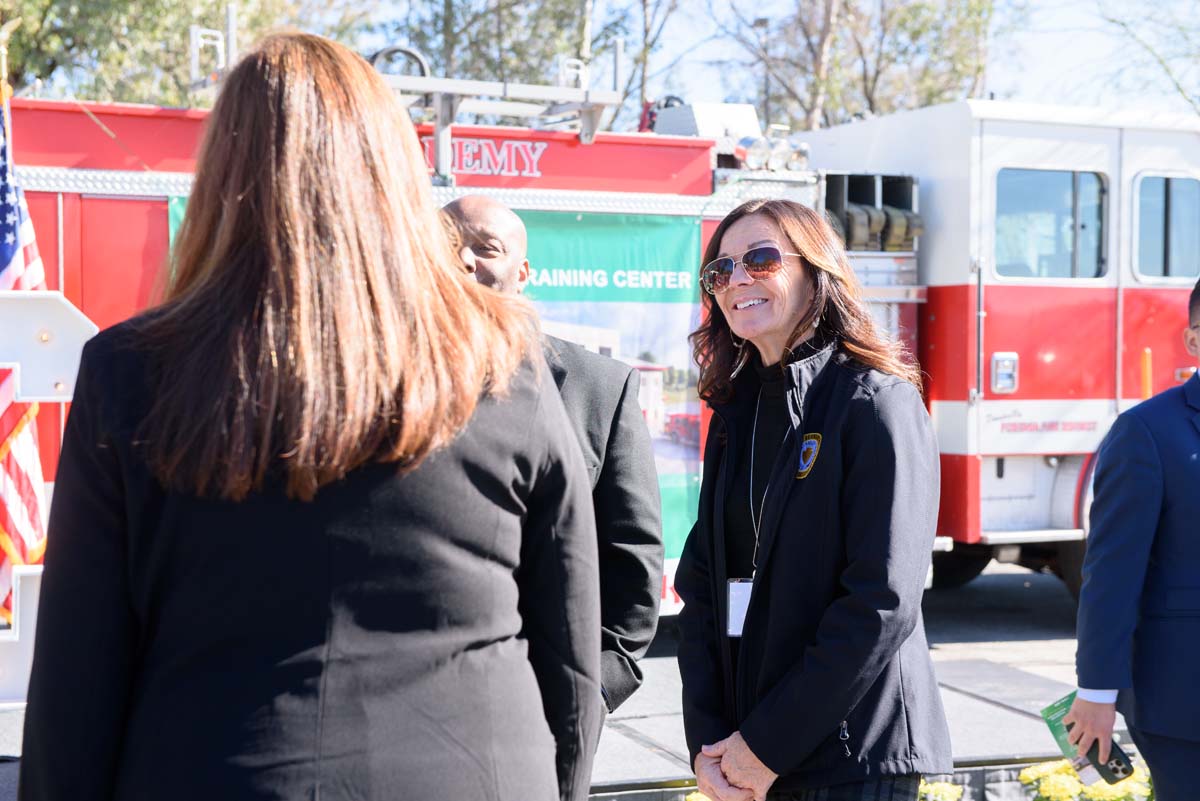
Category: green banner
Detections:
[
  {"x1": 659, "y1": 472, "x2": 701, "y2": 561},
  {"x1": 522, "y1": 211, "x2": 702, "y2": 568},
  {"x1": 519, "y1": 211, "x2": 700, "y2": 304}
]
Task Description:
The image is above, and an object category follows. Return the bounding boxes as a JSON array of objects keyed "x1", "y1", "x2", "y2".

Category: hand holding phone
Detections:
[{"x1": 1066, "y1": 721, "x2": 1135, "y2": 784}]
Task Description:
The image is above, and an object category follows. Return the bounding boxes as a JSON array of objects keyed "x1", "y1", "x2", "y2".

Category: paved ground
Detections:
[{"x1": 592, "y1": 562, "x2": 1112, "y2": 789}]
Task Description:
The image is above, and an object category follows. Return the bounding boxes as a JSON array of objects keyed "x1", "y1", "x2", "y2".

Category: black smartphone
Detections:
[
  {"x1": 1087, "y1": 736, "x2": 1135, "y2": 784},
  {"x1": 1065, "y1": 723, "x2": 1135, "y2": 784}
]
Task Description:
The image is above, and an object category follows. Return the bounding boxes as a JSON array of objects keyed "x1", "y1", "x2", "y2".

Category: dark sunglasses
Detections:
[{"x1": 700, "y1": 244, "x2": 801, "y2": 295}]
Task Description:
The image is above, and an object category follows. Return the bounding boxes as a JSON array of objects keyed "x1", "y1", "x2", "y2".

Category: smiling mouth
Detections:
[{"x1": 734, "y1": 298, "x2": 767, "y2": 310}]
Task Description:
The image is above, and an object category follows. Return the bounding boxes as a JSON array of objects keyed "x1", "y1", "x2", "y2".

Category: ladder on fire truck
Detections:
[
  {"x1": 380, "y1": 67, "x2": 623, "y2": 186},
  {"x1": 186, "y1": 4, "x2": 627, "y2": 187}
]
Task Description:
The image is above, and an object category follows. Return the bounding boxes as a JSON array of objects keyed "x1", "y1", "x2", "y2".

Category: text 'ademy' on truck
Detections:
[{"x1": 6, "y1": 74, "x2": 1196, "y2": 613}]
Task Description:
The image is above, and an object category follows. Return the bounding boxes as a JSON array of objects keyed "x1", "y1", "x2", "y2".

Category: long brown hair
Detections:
[
  {"x1": 691, "y1": 199, "x2": 921, "y2": 403},
  {"x1": 136, "y1": 32, "x2": 537, "y2": 501}
]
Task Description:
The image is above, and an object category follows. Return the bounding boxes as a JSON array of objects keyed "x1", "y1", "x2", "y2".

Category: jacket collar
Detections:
[
  {"x1": 780, "y1": 337, "x2": 838, "y2": 425},
  {"x1": 1185, "y1": 371, "x2": 1200, "y2": 410},
  {"x1": 711, "y1": 336, "x2": 838, "y2": 428},
  {"x1": 1185, "y1": 372, "x2": 1200, "y2": 437}
]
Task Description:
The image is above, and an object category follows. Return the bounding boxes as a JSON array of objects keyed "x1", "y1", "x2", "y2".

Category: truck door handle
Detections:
[{"x1": 991, "y1": 352, "x2": 1019, "y2": 394}]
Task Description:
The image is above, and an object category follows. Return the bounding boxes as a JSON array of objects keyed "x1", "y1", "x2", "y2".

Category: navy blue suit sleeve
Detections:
[{"x1": 1076, "y1": 412, "x2": 1163, "y2": 691}]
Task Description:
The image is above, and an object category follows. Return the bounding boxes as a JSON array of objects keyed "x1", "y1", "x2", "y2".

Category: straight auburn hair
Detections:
[
  {"x1": 136, "y1": 32, "x2": 537, "y2": 501},
  {"x1": 691, "y1": 199, "x2": 922, "y2": 403}
]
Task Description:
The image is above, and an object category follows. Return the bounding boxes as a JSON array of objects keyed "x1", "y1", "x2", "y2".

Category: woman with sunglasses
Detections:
[
  {"x1": 676, "y1": 199, "x2": 952, "y2": 801},
  {"x1": 20, "y1": 33, "x2": 602, "y2": 801}
]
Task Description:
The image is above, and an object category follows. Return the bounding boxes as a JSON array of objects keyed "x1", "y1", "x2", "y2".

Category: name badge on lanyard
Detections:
[{"x1": 727, "y1": 579, "x2": 753, "y2": 637}]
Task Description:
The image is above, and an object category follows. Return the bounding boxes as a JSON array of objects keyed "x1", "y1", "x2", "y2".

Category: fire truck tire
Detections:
[
  {"x1": 1056, "y1": 453, "x2": 1098, "y2": 602},
  {"x1": 930, "y1": 550, "x2": 992, "y2": 590}
]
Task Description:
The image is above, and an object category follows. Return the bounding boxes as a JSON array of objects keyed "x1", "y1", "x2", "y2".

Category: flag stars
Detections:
[
  {"x1": 4, "y1": 233, "x2": 14, "y2": 245},
  {"x1": 4, "y1": 213, "x2": 14, "y2": 225}
]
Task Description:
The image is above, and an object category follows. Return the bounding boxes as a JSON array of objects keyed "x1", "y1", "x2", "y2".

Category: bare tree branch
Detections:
[
  {"x1": 805, "y1": 0, "x2": 843, "y2": 128},
  {"x1": 1100, "y1": 5, "x2": 1200, "y2": 115}
]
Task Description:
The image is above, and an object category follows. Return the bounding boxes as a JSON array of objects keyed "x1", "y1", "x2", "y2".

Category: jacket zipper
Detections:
[{"x1": 839, "y1": 720, "x2": 851, "y2": 758}]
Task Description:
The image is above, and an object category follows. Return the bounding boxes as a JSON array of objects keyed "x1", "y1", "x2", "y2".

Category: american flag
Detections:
[
  {"x1": 0, "y1": 97, "x2": 48, "y2": 625},
  {"x1": 0, "y1": 100, "x2": 42, "y2": 290}
]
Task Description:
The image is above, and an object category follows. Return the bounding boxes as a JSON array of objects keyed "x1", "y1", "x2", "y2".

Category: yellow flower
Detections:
[
  {"x1": 1037, "y1": 773, "x2": 1083, "y2": 801},
  {"x1": 917, "y1": 778, "x2": 964, "y2": 801},
  {"x1": 1080, "y1": 781, "x2": 1131, "y2": 800},
  {"x1": 1077, "y1": 759, "x2": 1152, "y2": 800},
  {"x1": 1020, "y1": 760, "x2": 1074, "y2": 785}
]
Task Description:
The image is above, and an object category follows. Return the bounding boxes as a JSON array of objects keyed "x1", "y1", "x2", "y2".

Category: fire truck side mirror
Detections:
[{"x1": 0, "y1": 291, "x2": 99, "y2": 402}]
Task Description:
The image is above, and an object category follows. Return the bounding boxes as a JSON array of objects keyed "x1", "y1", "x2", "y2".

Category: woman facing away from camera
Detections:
[
  {"x1": 19, "y1": 32, "x2": 602, "y2": 801},
  {"x1": 676, "y1": 199, "x2": 952, "y2": 801}
]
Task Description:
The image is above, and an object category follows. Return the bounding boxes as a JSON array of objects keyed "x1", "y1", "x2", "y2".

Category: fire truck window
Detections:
[
  {"x1": 995, "y1": 168, "x2": 1106, "y2": 279},
  {"x1": 1169, "y1": 179, "x2": 1200, "y2": 277},
  {"x1": 1139, "y1": 177, "x2": 1167, "y2": 277},
  {"x1": 1077, "y1": 173, "x2": 1104, "y2": 278},
  {"x1": 1138, "y1": 176, "x2": 1200, "y2": 279}
]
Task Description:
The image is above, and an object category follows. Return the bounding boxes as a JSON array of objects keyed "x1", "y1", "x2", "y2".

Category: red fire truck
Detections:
[{"x1": 8, "y1": 93, "x2": 1194, "y2": 611}]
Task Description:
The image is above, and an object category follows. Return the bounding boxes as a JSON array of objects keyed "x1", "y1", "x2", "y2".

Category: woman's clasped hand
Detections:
[{"x1": 698, "y1": 733, "x2": 778, "y2": 801}]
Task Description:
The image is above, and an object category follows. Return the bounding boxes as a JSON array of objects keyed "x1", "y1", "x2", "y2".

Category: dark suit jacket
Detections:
[
  {"x1": 1077, "y1": 373, "x2": 1200, "y2": 742},
  {"x1": 544, "y1": 336, "x2": 663, "y2": 711},
  {"x1": 21, "y1": 323, "x2": 604, "y2": 801}
]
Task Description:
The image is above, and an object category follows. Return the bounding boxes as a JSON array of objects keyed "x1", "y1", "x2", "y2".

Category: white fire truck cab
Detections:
[{"x1": 804, "y1": 101, "x2": 1200, "y2": 594}]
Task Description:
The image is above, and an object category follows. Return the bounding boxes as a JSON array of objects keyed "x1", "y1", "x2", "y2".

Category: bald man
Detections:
[
  {"x1": 444, "y1": 195, "x2": 664, "y2": 714},
  {"x1": 443, "y1": 195, "x2": 531, "y2": 294}
]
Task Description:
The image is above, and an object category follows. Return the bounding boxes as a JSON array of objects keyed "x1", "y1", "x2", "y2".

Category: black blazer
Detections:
[
  {"x1": 21, "y1": 323, "x2": 604, "y2": 801},
  {"x1": 544, "y1": 336, "x2": 663, "y2": 711},
  {"x1": 1077, "y1": 373, "x2": 1200, "y2": 742},
  {"x1": 676, "y1": 342, "x2": 952, "y2": 791}
]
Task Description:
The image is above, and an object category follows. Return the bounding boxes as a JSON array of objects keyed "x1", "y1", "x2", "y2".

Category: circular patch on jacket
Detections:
[{"x1": 795, "y1": 433, "x2": 822, "y2": 479}]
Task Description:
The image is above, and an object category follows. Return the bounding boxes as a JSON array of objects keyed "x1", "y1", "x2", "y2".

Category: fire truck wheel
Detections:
[{"x1": 930, "y1": 549, "x2": 992, "y2": 590}]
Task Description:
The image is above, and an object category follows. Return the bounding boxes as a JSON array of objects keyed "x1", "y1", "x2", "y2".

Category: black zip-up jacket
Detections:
[{"x1": 676, "y1": 341, "x2": 952, "y2": 791}]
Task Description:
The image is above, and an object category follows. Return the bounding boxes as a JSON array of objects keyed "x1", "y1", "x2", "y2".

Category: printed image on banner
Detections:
[{"x1": 520, "y1": 211, "x2": 702, "y2": 615}]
